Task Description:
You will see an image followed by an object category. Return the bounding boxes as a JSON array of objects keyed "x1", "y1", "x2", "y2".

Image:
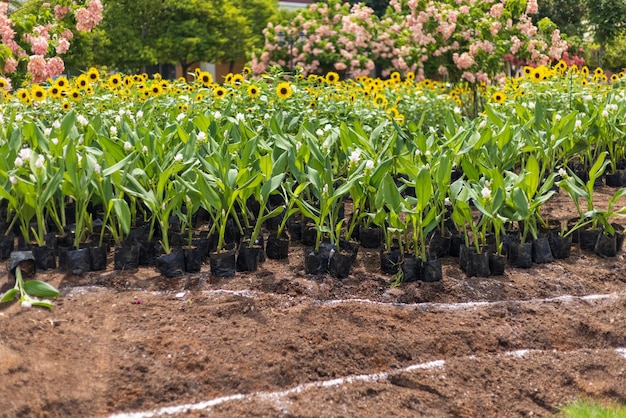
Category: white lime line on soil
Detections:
[
  {"x1": 108, "y1": 348, "x2": 626, "y2": 418},
  {"x1": 319, "y1": 292, "x2": 624, "y2": 310}
]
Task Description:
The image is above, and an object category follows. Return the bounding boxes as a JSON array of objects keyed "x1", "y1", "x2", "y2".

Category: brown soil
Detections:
[{"x1": 1, "y1": 187, "x2": 626, "y2": 418}]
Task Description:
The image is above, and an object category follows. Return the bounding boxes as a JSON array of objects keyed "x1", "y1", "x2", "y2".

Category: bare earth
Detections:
[{"x1": 1, "y1": 187, "x2": 626, "y2": 418}]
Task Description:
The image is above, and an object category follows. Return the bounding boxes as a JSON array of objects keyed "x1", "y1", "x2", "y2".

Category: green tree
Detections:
[
  {"x1": 535, "y1": 0, "x2": 586, "y2": 38},
  {"x1": 584, "y1": 0, "x2": 626, "y2": 67},
  {"x1": 98, "y1": 0, "x2": 160, "y2": 73}
]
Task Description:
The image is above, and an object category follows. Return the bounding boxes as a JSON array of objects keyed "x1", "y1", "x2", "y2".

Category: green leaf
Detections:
[
  {"x1": 511, "y1": 187, "x2": 529, "y2": 219},
  {"x1": 23, "y1": 280, "x2": 60, "y2": 299},
  {"x1": 380, "y1": 173, "x2": 401, "y2": 213},
  {"x1": 110, "y1": 198, "x2": 131, "y2": 236},
  {"x1": 414, "y1": 167, "x2": 433, "y2": 212},
  {"x1": 0, "y1": 288, "x2": 18, "y2": 303}
]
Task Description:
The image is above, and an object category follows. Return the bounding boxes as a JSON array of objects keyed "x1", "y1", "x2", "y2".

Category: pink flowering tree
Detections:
[
  {"x1": 0, "y1": 0, "x2": 103, "y2": 89},
  {"x1": 381, "y1": 0, "x2": 569, "y2": 84},
  {"x1": 250, "y1": 0, "x2": 379, "y2": 77}
]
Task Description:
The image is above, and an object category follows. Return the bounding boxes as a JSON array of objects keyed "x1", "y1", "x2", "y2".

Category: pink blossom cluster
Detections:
[
  {"x1": 252, "y1": 0, "x2": 573, "y2": 83},
  {"x1": 1, "y1": 1, "x2": 103, "y2": 87},
  {"x1": 75, "y1": 0, "x2": 103, "y2": 32}
]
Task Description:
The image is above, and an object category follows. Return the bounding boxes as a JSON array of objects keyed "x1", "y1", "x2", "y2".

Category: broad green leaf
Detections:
[
  {"x1": 0, "y1": 288, "x2": 18, "y2": 303},
  {"x1": 23, "y1": 280, "x2": 60, "y2": 298}
]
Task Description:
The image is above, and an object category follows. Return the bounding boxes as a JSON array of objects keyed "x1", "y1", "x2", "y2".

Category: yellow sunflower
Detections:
[
  {"x1": 0, "y1": 77, "x2": 7, "y2": 90},
  {"x1": 55, "y1": 76, "x2": 69, "y2": 89},
  {"x1": 581, "y1": 66, "x2": 590, "y2": 78},
  {"x1": 213, "y1": 86, "x2": 227, "y2": 99},
  {"x1": 87, "y1": 67, "x2": 100, "y2": 83},
  {"x1": 62, "y1": 101, "x2": 71, "y2": 111},
  {"x1": 611, "y1": 73, "x2": 620, "y2": 83},
  {"x1": 149, "y1": 84, "x2": 162, "y2": 96},
  {"x1": 247, "y1": 84, "x2": 260, "y2": 98},
  {"x1": 199, "y1": 72, "x2": 213, "y2": 87},
  {"x1": 276, "y1": 82, "x2": 293, "y2": 99},
  {"x1": 406, "y1": 71, "x2": 415, "y2": 82},
  {"x1": 373, "y1": 93, "x2": 388, "y2": 108},
  {"x1": 195, "y1": 93, "x2": 204, "y2": 102},
  {"x1": 491, "y1": 91, "x2": 507, "y2": 104},
  {"x1": 75, "y1": 74, "x2": 90, "y2": 90},
  {"x1": 325, "y1": 71, "x2": 340, "y2": 84},
  {"x1": 16, "y1": 88, "x2": 30, "y2": 104},
  {"x1": 68, "y1": 89, "x2": 81, "y2": 102},
  {"x1": 31, "y1": 84, "x2": 46, "y2": 101},
  {"x1": 231, "y1": 73, "x2": 244, "y2": 87},
  {"x1": 108, "y1": 74, "x2": 122, "y2": 89},
  {"x1": 48, "y1": 85, "x2": 63, "y2": 99}
]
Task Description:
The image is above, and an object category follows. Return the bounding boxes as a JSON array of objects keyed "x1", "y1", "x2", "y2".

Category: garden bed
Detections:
[{"x1": 1, "y1": 186, "x2": 625, "y2": 417}]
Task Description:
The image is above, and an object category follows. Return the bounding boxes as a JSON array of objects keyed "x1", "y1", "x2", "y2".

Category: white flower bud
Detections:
[
  {"x1": 365, "y1": 160, "x2": 375, "y2": 170},
  {"x1": 110, "y1": 126, "x2": 117, "y2": 136},
  {"x1": 52, "y1": 120, "x2": 61, "y2": 129},
  {"x1": 235, "y1": 113, "x2": 245, "y2": 122},
  {"x1": 9, "y1": 176, "x2": 17, "y2": 185},
  {"x1": 575, "y1": 119, "x2": 582, "y2": 130},
  {"x1": 323, "y1": 184, "x2": 329, "y2": 194},
  {"x1": 19, "y1": 148, "x2": 31, "y2": 160},
  {"x1": 481, "y1": 186, "x2": 491, "y2": 199},
  {"x1": 51, "y1": 137, "x2": 58, "y2": 145},
  {"x1": 35, "y1": 155, "x2": 44, "y2": 169},
  {"x1": 15, "y1": 114, "x2": 23, "y2": 122},
  {"x1": 558, "y1": 168, "x2": 567, "y2": 177},
  {"x1": 124, "y1": 141, "x2": 132, "y2": 151},
  {"x1": 177, "y1": 113, "x2": 186, "y2": 121},
  {"x1": 137, "y1": 110, "x2": 144, "y2": 119},
  {"x1": 349, "y1": 149, "x2": 361, "y2": 165},
  {"x1": 44, "y1": 128, "x2": 52, "y2": 136},
  {"x1": 77, "y1": 115, "x2": 89, "y2": 126},
  {"x1": 602, "y1": 110, "x2": 609, "y2": 118},
  {"x1": 94, "y1": 163, "x2": 101, "y2": 174},
  {"x1": 142, "y1": 145, "x2": 148, "y2": 153},
  {"x1": 14, "y1": 157, "x2": 23, "y2": 168},
  {"x1": 197, "y1": 131, "x2": 206, "y2": 141},
  {"x1": 213, "y1": 111, "x2": 222, "y2": 119},
  {"x1": 316, "y1": 129, "x2": 324, "y2": 136},
  {"x1": 21, "y1": 300, "x2": 32, "y2": 309},
  {"x1": 174, "y1": 153, "x2": 183, "y2": 162}
]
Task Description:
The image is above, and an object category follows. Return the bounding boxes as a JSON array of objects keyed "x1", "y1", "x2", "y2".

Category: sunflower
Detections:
[
  {"x1": 0, "y1": 78, "x2": 7, "y2": 90},
  {"x1": 555, "y1": 60, "x2": 567, "y2": 73},
  {"x1": 247, "y1": 84, "x2": 260, "y2": 98},
  {"x1": 153, "y1": 72, "x2": 162, "y2": 81},
  {"x1": 231, "y1": 73, "x2": 244, "y2": 87},
  {"x1": 523, "y1": 66, "x2": 533, "y2": 77},
  {"x1": 581, "y1": 79, "x2": 588, "y2": 87},
  {"x1": 594, "y1": 67, "x2": 604, "y2": 77},
  {"x1": 55, "y1": 76, "x2": 69, "y2": 89},
  {"x1": 68, "y1": 89, "x2": 81, "y2": 102},
  {"x1": 195, "y1": 93, "x2": 204, "y2": 102},
  {"x1": 199, "y1": 71, "x2": 213, "y2": 86},
  {"x1": 242, "y1": 66, "x2": 251, "y2": 76},
  {"x1": 581, "y1": 66, "x2": 590, "y2": 78},
  {"x1": 62, "y1": 101, "x2": 71, "y2": 111},
  {"x1": 390, "y1": 71, "x2": 401, "y2": 82},
  {"x1": 17, "y1": 88, "x2": 30, "y2": 104},
  {"x1": 30, "y1": 84, "x2": 46, "y2": 101},
  {"x1": 276, "y1": 82, "x2": 293, "y2": 99},
  {"x1": 48, "y1": 85, "x2": 63, "y2": 99},
  {"x1": 530, "y1": 67, "x2": 544, "y2": 82},
  {"x1": 373, "y1": 93, "x2": 388, "y2": 108},
  {"x1": 224, "y1": 73, "x2": 233, "y2": 84},
  {"x1": 75, "y1": 74, "x2": 90, "y2": 90},
  {"x1": 406, "y1": 71, "x2": 415, "y2": 82},
  {"x1": 149, "y1": 84, "x2": 162, "y2": 96},
  {"x1": 611, "y1": 73, "x2": 620, "y2": 83},
  {"x1": 108, "y1": 74, "x2": 122, "y2": 89},
  {"x1": 123, "y1": 76, "x2": 134, "y2": 88},
  {"x1": 491, "y1": 91, "x2": 506, "y2": 104},
  {"x1": 87, "y1": 67, "x2": 100, "y2": 83},
  {"x1": 213, "y1": 86, "x2": 227, "y2": 99},
  {"x1": 325, "y1": 71, "x2": 340, "y2": 84}
]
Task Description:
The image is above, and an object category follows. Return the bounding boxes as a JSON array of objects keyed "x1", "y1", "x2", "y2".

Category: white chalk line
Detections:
[{"x1": 109, "y1": 347, "x2": 626, "y2": 418}]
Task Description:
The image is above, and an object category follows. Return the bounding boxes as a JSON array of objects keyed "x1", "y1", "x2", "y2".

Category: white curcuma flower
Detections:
[
  {"x1": 35, "y1": 154, "x2": 45, "y2": 169},
  {"x1": 14, "y1": 157, "x2": 23, "y2": 168},
  {"x1": 295, "y1": 141, "x2": 302, "y2": 151},
  {"x1": 575, "y1": 119, "x2": 582, "y2": 130},
  {"x1": 136, "y1": 110, "x2": 144, "y2": 119},
  {"x1": 52, "y1": 120, "x2": 61, "y2": 129},
  {"x1": 558, "y1": 168, "x2": 567, "y2": 177},
  {"x1": 15, "y1": 114, "x2": 23, "y2": 122},
  {"x1": 481, "y1": 186, "x2": 491, "y2": 199},
  {"x1": 19, "y1": 148, "x2": 31, "y2": 160},
  {"x1": 77, "y1": 115, "x2": 89, "y2": 126},
  {"x1": 235, "y1": 113, "x2": 245, "y2": 122},
  {"x1": 365, "y1": 160, "x2": 375, "y2": 170},
  {"x1": 176, "y1": 113, "x2": 186, "y2": 121},
  {"x1": 76, "y1": 153, "x2": 82, "y2": 165},
  {"x1": 316, "y1": 129, "x2": 324, "y2": 136},
  {"x1": 323, "y1": 184, "x2": 329, "y2": 195},
  {"x1": 21, "y1": 300, "x2": 32, "y2": 309},
  {"x1": 174, "y1": 153, "x2": 183, "y2": 162},
  {"x1": 9, "y1": 176, "x2": 17, "y2": 185},
  {"x1": 110, "y1": 126, "x2": 117, "y2": 136},
  {"x1": 213, "y1": 111, "x2": 222, "y2": 119},
  {"x1": 142, "y1": 145, "x2": 148, "y2": 153},
  {"x1": 453, "y1": 107, "x2": 462, "y2": 114},
  {"x1": 124, "y1": 141, "x2": 132, "y2": 151},
  {"x1": 601, "y1": 109, "x2": 609, "y2": 119},
  {"x1": 94, "y1": 163, "x2": 101, "y2": 175},
  {"x1": 555, "y1": 113, "x2": 562, "y2": 121},
  {"x1": 51, "y1": 137, "x2": 58, "y2": 145},
  {"x1": 115, "y1": 115, "x2": 121, "y2": 124},
  {"x1": 44, "y1": 128, "x2": 52, "y2": 136},
  {"x1": 324, "y1": 123, "x2": 332, "y2": 132},
  {"x1": 478, "y1": 119, "x2": 487, "y2": 129},
  {"x1": 349, "y1": 149, "x2": 361, "y2": 165},
  {"x1": 197, "y1": 131, "x2": 206, "y2": 141},
  {"x1": 445, "y1": 197, "x2": 451, "y2": 206}
]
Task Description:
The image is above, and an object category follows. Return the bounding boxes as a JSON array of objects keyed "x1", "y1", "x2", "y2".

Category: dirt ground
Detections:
[{"x1": 1, "y1": 186, "x2": 626, "y2": 418}]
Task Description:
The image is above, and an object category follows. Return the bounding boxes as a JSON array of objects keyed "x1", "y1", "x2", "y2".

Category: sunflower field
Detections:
[{"x1": 0, "y1": 62, "x2": 625, "y2": 281}]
